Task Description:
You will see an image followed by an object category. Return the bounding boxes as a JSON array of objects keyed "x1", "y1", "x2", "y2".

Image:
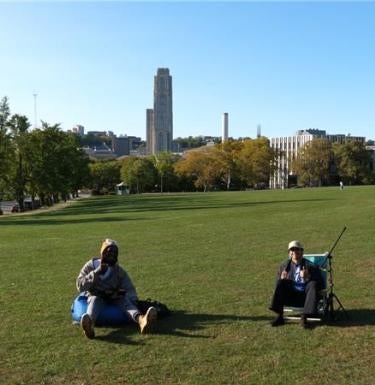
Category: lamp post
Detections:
[{"x1": 33, "y1": 93, "x2": 37, "y2": 129}]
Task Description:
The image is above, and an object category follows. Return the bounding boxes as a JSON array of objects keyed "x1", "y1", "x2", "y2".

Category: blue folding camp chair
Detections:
[
  {"x1": 284, "y1": 228, "x2": 349, "y2": 323},
  {"x1": 284, "y1": 251, "x2": 348, "y2": 322}
]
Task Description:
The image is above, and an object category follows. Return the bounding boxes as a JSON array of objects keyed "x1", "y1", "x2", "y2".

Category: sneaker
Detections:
[
  {"x1": 138, "y1": 307, "x2": 157, "y2": 334},
  {"x1": 271, "y1": 315, "x2": 285, "y2": 327},
  {"x1": 80, "y1": 313, "x2": 95, "y2": 339}
]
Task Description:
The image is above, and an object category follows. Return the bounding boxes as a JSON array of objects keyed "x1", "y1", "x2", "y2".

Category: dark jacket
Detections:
[{"x1": 276, "y1": 257, "x2": 324, "y2": 289}]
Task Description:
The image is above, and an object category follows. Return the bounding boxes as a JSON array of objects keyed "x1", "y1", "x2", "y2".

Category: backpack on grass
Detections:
[{"x1": 136, "y1": 298, "x2": 171, "y2": 318}]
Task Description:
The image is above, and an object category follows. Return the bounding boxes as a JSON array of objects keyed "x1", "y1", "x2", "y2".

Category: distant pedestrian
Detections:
[{"x1": 339, "y1": 181, "x2": 344, "y2": 190}]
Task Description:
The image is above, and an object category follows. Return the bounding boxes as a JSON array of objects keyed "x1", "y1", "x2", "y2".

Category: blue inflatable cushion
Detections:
[{"x1": 71, "y1": 293, "x2": 131, "y2": 326}]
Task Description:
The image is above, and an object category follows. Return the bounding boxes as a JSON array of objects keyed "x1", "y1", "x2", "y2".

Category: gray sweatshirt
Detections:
[{"x1": 76, "y1": 258, "x2": 138, "y2": 302}]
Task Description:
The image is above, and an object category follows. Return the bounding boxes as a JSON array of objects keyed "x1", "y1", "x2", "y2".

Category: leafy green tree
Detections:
[
  {"x1": 333, "y1": 141, "x2": 374, "y2": 185},
  {"x1": 0, "y1": 99, "x2": 89, "y2": 208},
  {"x1": 67, "y1": 135, "x2": 90, "y2": 198},
  {"x1": 0, "y1": 97, "x2": 12, "y2": 200},
  {"x1": 0, "y1": 130, "x2": 11, "y2": 198},
  {"x1": 56, "y1": 131, "x2": 90, "y2": 200},
  {"x1": 25, "y1": 122, "x2": 90, "y2": 205},
  {"x1": 120, "y1": 157, "x2": 156, "y2": 194},
  {"x1": 291, "y1": 138, "x2": 332, "y2": 187},
  {"x1": 0, "y1": 96, "x2": 10, "y2": 133},
  {"x1": 33, "y1": 123, "x2": 68, "y2": 203},
  {"x1": 153, "y1": 152, "x2": 179, "y2": 192},
  {"x1": 89, "y1": 160, "x2": 121, "y2": 195},
  {"x1": 7, "y1": 114, "x2": 31, "y2": 210},
  {"x1": 237, "y1": 137, "x2": 275, "y2": 187}
]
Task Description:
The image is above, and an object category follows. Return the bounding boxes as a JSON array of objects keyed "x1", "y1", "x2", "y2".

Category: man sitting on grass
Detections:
[
  {"x1": 269, "y1": 240, "x2": 323, "y2": 329},
  {"x1": 76, "y1": 238, "x2": 156, "y2": 339}
]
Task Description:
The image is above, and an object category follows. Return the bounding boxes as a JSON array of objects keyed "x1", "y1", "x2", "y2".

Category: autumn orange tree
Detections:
[
  {"x1": 175, "y1": 146, "x2": 225, "y2": 191},
  {"x1": 213, "y1": 140, "x2": 243, "y2": 190},
  {"x1": 237, "y1": 137, "x2": 276, "y2": 188}
]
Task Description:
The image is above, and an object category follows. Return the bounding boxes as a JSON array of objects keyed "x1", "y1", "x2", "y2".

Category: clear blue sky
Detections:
[{"x1": 1, "y1": 1, "x2": 374, "y2": 141}]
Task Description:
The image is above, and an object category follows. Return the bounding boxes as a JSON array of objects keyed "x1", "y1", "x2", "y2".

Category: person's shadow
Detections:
[
  {"x1": 94, "y1": 311, "x2": 272, "y2": 343},
  {"x1": 287, "y1": 308, "x2": 375, "y2": 329},
  {"x1": 85, "y1": 308, "x2": 375, "y2": 343},
  {"x1": 147, "y1": 311, "x2": 271, "y2": 338},
  {"x1": 326, "y1": 308, "x2": 375, "y2": 327},
  {"x1": 95, "y1": 328, "x2": 145, "y2": 345}
]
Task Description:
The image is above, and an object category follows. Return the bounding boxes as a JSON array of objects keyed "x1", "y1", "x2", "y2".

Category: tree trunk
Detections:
[
  {"x1": 17, "y1": 197, "x2": 24, "y2": 212},
  {"x1": 226, "y1": 171, "x2": 231, "y2": 190}
]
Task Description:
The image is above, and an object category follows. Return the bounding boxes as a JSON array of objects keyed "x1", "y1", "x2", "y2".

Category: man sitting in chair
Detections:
[{"x1": 269, "y1": 240, "x2": 323, "y2": 328}]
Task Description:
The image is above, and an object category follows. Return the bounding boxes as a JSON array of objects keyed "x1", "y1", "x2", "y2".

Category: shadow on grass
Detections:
[
  {"x1": 95, "y1": 327, "x2": 145, "y2": 345},
  {"x1": 84, "y1": 311, "x2": 272, "y2": 344},
  {"x1": 0, "y1": 194, "x2": 334, "y2": 226},
  {"x1": 154, "y1": 310, "x2": 272, "y2": 338},
  {"x1": 0, "y1": 216, "x2": 149, "y2": 226},
  {"x1": 51, "y1": 195, "x2": 334, "y2": 216},
  {"x1": 328, "y1": 308, "x2": 375, "y2": 327}
]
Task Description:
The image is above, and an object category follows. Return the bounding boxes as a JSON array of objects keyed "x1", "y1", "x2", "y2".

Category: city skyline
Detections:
[{"x1": 1, "y1": 2, "x2": 375, "y2": 140}]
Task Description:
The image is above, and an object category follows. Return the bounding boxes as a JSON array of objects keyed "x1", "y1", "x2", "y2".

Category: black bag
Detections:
[{"x1": 136, "y1": 298, "x2": 171, "y2": 318}]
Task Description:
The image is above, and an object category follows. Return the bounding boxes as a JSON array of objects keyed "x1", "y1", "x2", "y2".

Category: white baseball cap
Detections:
[{"x1": 288, "y1": 240, "x2": 304, "y2": 251}]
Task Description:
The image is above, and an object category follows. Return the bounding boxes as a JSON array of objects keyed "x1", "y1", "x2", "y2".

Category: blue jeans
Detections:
[{"x1": 86, "y1": 295, "x2": 140, "y2": 324}]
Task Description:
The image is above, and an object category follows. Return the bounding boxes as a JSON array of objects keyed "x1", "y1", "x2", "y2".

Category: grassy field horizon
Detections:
[{"x1": 1, "y1": 187, "x2": 374, "y2": 384}]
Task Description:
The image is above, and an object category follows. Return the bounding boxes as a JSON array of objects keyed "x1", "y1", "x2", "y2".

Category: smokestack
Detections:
[{"x1": 222, "y1": 113, "x2": 228, "y2": 142}]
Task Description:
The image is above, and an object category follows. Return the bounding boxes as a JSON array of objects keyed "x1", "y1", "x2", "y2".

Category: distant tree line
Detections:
[
  {"x1": 88, "y1": 137, "x2": 276, "y2": 194},
  {"x1": 0, "y1": 97, "x2": 89, "y2": 211},
  {"x1": 173, "y1": 136, "x2": 221, "y2": 151},
  {"x1": 1, "y1": 96, "x2": 374, "y2": 207},
  {"x1": 90, "y1": 137, "x2": 374, "y2": 194}
]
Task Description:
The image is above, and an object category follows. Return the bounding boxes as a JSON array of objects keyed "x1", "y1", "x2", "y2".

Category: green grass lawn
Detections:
[{"x1": 1, "y1": 187, "x2": 374, "y2": 385}]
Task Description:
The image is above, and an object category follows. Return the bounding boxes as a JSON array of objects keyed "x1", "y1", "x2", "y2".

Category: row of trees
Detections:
[
  {"x1": 89, "y1": 137, "x2": 374, "y2": 194},
  {"x1": 88, "y1": 138, "x2": 276, "y2": 194},
  {"x1": 0, "y1": 97, "x2": 89, "y2": 210}
]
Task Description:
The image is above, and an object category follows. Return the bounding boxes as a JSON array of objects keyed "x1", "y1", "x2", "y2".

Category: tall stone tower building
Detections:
[
  {"x1": 146, "y1": 109, "x2": 154, "y2": 155},
  {"x1": 146, "y1": 68, "x2": 173, "y2": 154}
]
